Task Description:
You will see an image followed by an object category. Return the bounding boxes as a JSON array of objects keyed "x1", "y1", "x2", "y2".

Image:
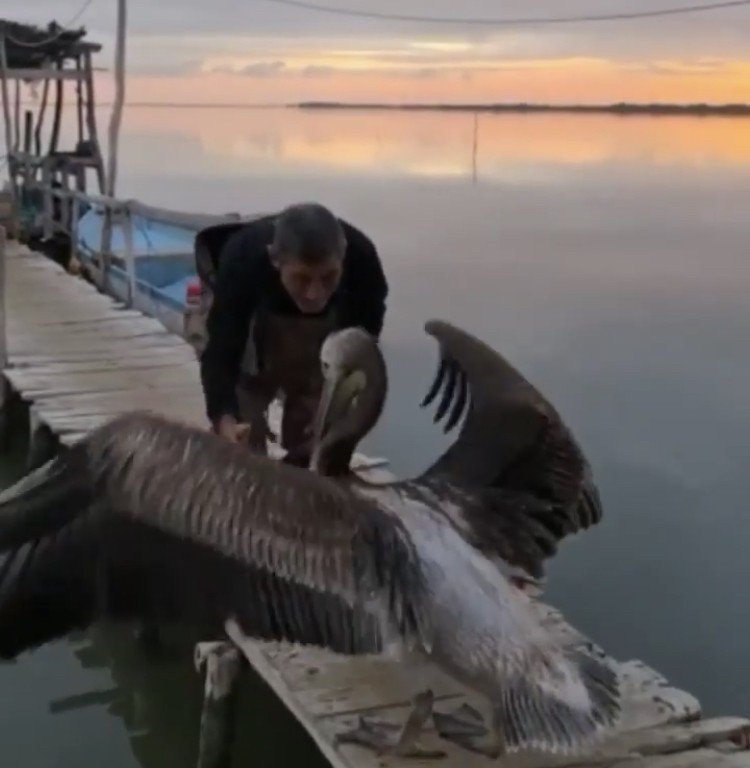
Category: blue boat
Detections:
[{"x1": 74, "y1": 202, "x2": 241, "y2": 336}]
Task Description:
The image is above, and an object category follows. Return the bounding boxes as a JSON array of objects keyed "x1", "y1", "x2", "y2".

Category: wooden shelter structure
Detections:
[{"x1": 0, "y1": 19, "x2": 105, "y2": 233}]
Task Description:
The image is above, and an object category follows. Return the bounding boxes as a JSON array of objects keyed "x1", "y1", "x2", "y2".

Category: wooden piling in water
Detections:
[{"x1": 194, "y1": 642, "x2": 242, "y2": 768}]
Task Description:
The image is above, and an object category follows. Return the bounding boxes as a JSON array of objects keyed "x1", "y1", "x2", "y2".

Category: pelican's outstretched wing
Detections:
[
  {"x1": 410, "y1": 320, "x2": 603, "y2": 575},
  {"x1": 0, "y1": 412, "x2": 426, "y2": 660}
]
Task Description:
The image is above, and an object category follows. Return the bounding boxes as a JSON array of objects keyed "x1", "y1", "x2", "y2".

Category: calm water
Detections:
[{"x1": 2, "y1": 107, "x2": 750, "y2": 766}]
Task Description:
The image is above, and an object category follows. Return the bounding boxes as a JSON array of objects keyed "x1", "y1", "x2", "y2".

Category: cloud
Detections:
[
  {"x1": 129, "y1": 58, "x2": 203, "y2": 76},
  {"x1": 618, "y1": 57, "x2": 733, "y2": 76},
  {"x1": 300, "y1": 64, "x2": 337, "y2": 77},
  {"x1": 239, "y1": 60, "x2": 287, "y2": 77},
  {"x1": 18, "y1": 0, "x2": 748, "y2": 90},
  {"x1": 206, "y1": 60, "x2": 465, "y2": 79},
  {"x1": 16, "y1": 0, "x2": 750, "y2": 58}
]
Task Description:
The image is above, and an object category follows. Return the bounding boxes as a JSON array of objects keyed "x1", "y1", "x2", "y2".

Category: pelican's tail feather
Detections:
[
  {"x1": 0, "y1": 445, "x2": 91, "y2": 554},
  {"x1": 497, "y1": 649, "x2": 620, "y2": 754}
]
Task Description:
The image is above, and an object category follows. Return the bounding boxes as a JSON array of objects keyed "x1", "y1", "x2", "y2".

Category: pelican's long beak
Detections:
[{"x1": 313, "y1": 368, "x2": 366, "y2": 446}]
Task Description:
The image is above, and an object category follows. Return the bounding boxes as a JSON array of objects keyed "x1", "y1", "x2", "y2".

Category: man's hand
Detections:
[
  {"x1": 213, "y1": 414, "x2": 243, "y2": 443},
  {"x1": 212, "y1": 414, "x2": 277, "y2": 452}
]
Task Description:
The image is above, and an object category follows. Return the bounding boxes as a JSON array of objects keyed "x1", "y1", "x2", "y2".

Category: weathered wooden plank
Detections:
[
  {"x1": 609, "y1": 749, "x2": 750, "y2": 767},
  {"x1": 7, "y1": 315, "x2": 165, "y2": 333},
  {"x1": 5, "y1": 365, "x2": 199, "y2": 397},
  {"x1": 8, "y1": 348, "x2": 196, "y2": 366},
  {"x1": 608, "y1": 718, "x2": 750, "y2": 759},
  {"x1": 34, "y1": 394, "x2": 206, "y2": 418},
  {"x1": 7, "y1": 335, "x2": 187, "y2": 356},
  {"x1": 28, "y1": 388, "x2": 173, "y2": 406},
  {"x1": 8, "y1": 326, "x2": 179, "y2": 344},
  {"x1": 9, "y1": 353, "x2": 196, "y2": 376},
  {"x1": 41, "y1": 406, "x2": 207, "y2": 434}
]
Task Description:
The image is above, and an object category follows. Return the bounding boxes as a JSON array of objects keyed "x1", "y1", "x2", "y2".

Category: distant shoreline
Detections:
[
  {"x1": 295, "y1": 101, "x2": 750, "y2": 116},
  {"x1": 99, "y1": 101, "x2": 750, "y2": 117}
]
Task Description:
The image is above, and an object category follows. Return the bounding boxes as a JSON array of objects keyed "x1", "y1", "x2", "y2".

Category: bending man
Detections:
[{"x1": 198, "y1": 202, "x2": 388, "y2": 467}]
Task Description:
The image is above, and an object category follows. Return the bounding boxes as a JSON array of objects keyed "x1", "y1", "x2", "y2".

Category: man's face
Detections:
[{"x1": 276, "y1": 255, "x2": 343, "y2": 314}]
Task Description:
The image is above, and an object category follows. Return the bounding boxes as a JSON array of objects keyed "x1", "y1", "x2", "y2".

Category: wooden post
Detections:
[
  {"x1": 471, "y1": 112, "x2": 479, "y2": 185},
  {"x1": 99, "y1": 0, "x2": 128, "y2": 291},
  {"x1": 0, "y1": 225, "x2": 7, "y2": 372},
  {"x1": 69, "y1": 194, "x2": 81, "y2": 274},
  {"x1": 122, "y1": 210, "x2": 136, "y2": 307},
  {"x1": 49, "y1": 60, "x2": 64, "y2": 156},
  {"x1": 13, "y1": 79, "x2": 20, "y2": 152},
  {"x1": 99, "y1": 208, "x2": 113, "y2": 292},
  {"x1": 35, "y1": 78, "x2": 50, "y2": 158},
  {"x1": 106, "y1": 0, "x2": 128, "y2": 200},
  {"x1": 60, "y1": 174, "x2": 71, "y2": 238},
  {"x1": 0, "y1": 36, "x2": 16, "y2": 204},
  {"x1": 76, "y1": 55, "x2": 84, "y2": 148},
  {"x1": 23, "y1": 110, "x2": 33, "y2": 154},
  {"x1": 41, "y1": 158, "x2": 53, "y2": 241},
  {"x1": 83, "y1": 51, "x2": 104, "y2": 193},
  {"x1": 0, "y1": 225, "x2": 8, "y2": 443},
  {"x1": 194, "y1": 642, "x2": 241, "y2": 768}
]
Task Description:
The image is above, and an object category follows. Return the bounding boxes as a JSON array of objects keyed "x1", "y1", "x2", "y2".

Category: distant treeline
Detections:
[{"x1": 295, "y1": 101, "x2": 750, "y2": 116}]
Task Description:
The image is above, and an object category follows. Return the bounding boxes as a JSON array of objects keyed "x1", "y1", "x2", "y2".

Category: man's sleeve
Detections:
[
  {"x1": 347, "y1": 233, "x2": 389, "y2": 338},
  {"x1": 199, "y1": 238, "x2": 257, "y2": 422}
]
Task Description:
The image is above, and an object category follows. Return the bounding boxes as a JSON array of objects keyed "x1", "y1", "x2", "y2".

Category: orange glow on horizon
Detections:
[
  {"x1": 97, "y1": 55, "x2": 750, "y2": 107},
  {"x1": 120, "y1": 105, "x2": 750, "y2": 176}
]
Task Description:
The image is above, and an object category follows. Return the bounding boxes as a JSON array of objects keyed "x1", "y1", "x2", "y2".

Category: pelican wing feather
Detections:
[
  {"x1": 0, "y1": 412, "x2": 426, "y2": 660},
  {"x1": 412, "y1": 320, "x2": 603, "y2": 572}
]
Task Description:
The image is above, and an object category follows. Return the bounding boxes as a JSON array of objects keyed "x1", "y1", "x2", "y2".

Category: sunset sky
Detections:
[{"x1": 17, "y1": 0, "x2": 750, "y2": 103}]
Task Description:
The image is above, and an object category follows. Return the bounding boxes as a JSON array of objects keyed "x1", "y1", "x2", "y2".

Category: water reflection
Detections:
[
  {"x1": 117, "y1": 106, "x2": 750, "y2": 183},
  {"x1": 63, "y1": 626, "x2": 329, "y2": 768},
  {"x1": 2, "y1": 106, "x2": 750, "y2": 765}
]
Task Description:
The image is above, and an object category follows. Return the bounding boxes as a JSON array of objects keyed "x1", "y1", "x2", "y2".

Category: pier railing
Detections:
[{"x1": 16, "y1": 157, "x2": 240, "y2": 306}]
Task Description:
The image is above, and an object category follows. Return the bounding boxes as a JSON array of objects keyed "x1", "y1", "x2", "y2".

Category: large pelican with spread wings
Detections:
[
  {"x1": 0, "y1": 320, "x2": 616, "y2": 758},
  {"x1": 313, "y1": 320, "x2": 603, "y2": 589}
]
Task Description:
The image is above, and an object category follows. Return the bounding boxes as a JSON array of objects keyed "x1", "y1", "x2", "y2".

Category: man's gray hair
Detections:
[{"x1": 270, "y1": 203, "x2": 347, "y2": 265}]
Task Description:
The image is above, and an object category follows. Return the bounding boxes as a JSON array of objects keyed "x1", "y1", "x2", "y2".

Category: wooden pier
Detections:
[{"x1": 2, "y1": 230, "x2": 750, "y2": 768}]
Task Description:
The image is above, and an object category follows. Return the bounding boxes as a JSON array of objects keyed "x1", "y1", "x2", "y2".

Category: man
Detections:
[{"x1": 198, "y1": 202, "x2": 388, "y2": 467}]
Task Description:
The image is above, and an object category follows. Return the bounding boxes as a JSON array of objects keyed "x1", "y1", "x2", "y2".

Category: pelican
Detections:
[
  {"x1": 313, "y1": 320, "x2": 603, "y2": 589},
  {"x1": 305, "y1": 320, "x2": 611, "y2": 752},
  {"x1": 0, "y1": 320, "x2": 617, "y2": 758}
]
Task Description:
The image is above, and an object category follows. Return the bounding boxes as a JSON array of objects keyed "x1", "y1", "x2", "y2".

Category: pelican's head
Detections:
[{"x1": 311, "y1": 328, "x2": 387, "y2": 476}]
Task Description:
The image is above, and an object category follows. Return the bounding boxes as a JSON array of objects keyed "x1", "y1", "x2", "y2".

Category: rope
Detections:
[{"x1": 259, "y1": 0, "x2": 750, "y2": 25}]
